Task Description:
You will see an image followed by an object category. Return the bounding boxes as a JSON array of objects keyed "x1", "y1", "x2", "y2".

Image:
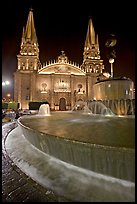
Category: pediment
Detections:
[{"x1": 38, "y1": 63, "x2": 85, "y2": 75}]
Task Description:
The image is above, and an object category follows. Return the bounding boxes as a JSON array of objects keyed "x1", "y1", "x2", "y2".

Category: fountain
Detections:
[
  {"x1": 87, "y1": 101, "x2": 115, "y2": 116},
  {"x1": 102, "y1": 99, "x2": 135, "y2": 115},
  {"x1": 71, "y1": 100, "x2": 115, "y2": 116},
  {"x1": 38, "y1": 104, "x2": 51, "y2": 116},
  {"x1": 71, "y1": 101, "x2": 92, "y2": 114},
  {"x1": 5, "y1": 102, "x2": 135, "y2": 202}
]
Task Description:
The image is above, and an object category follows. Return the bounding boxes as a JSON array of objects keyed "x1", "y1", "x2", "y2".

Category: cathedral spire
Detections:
[
  {"x1": 24, "y1": 8, "x2": 38, "y2": 43},
  {"x1": 81, "y1": 18, "x2": 104, "y2": 74},
  {"x1": 17, "y1": 9, "x2": 41, "y2": 72},
  {"x1": 83, "y1": 18, "x2": 100, "y2": 61},
  {"x1": 85, "y1": 18, "x2": 95, "y2": 48},
  {"x1": 96, "y1": 34, "x2": 99, "y2": 46},
  {"x1": 21, "y1": 27, "x2": 25, "y2": 44},
  {"x1": 19, "y1": 9, "x2": 39, "y2": 56},
  {"x1": 96, "y1": 34, "x2": 99, "y2": 51},
  {"x1": 22, "y1": 27, "x2": 25, "y2": 39}
]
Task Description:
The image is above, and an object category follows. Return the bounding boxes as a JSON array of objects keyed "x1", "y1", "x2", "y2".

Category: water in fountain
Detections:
[
  {"x1": 103, "y1": 99, "x2": 135, "y2": 115},
  {"x1": 88, "y1": 101, "x2": 115, "y2": 116},
  {"x1": 71, "y1": 101, "x2": 92, "y2": 114},
  {"x1": 19, "y1": 112, "x2": 134, "y2": 180},
  {"x1": 16, "y1": 102, "x2": 134, "y2": 201},
  {"x1": 38, "y1": 104, "x2": 51, "y2": 116},
  {"x1": 130, "y1": 99, "x2": 134, "y2": 115},
  {"x1": 71, "y1": 101, "x2": 115, "y2": 116}
]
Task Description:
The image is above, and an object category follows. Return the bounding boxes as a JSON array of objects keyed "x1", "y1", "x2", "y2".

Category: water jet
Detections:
[{"x1": 38, "y1": 104, "x2": 51, "y2": 116}]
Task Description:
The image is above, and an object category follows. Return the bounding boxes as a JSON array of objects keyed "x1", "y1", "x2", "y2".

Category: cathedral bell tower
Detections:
[
  {"x1": 81, "y1": 18, "x2": 105, "y2": 100},
  {"x1": 14, "y1": 9, "x2": 41, "y2": 109},
  {"x1": 81, "y1": 18, "x2": 104, "y2": 74},
  {"x1": 17, "y1": 9, "x2": 41, "y2": 72}
]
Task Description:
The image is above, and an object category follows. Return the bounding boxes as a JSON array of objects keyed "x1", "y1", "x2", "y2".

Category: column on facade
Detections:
[
  {"x1": 86, "y1": 75, "x2": 89, "y2": 101},
  {"x1": 90, "y1": 75, "x2": 98, "y2": 100},
  {"x1": 50, "y1": 74, "x2": 54, "y2": 110},
  {"x1": 30, "y1": 73, "x2": 36, "y2": 100},
  {"x1": 70, "y1": 75, "x2": 75, "y2": 107},
  {"x1": 87, "y1": 75, "x2": 92, "y2": 99},
  {"x1": 29, "y1": 73, "x2": 33, "y2": 101},
  {"x1": 15, "y1": 72, "x2": 22, "y2": 109}
]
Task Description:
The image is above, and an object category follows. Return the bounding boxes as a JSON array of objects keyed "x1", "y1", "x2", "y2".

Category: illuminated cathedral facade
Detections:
[{"x1": 14, "y1": 10, "x2": 134, "y2": 111}]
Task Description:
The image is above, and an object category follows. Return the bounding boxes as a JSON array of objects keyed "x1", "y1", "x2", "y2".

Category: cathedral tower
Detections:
[
  {"x1": 14, "y1": 9, "x2": 41, "y2": 109},
  {"x1": 80, "y1": 18, "x2": 105, "y2": 100},
  {"x1": 17, "y1": 8, "x2": 41, "y2": 72},
  {"x1": 81, "y1": 18, "x2": 104, "y2": 74}
]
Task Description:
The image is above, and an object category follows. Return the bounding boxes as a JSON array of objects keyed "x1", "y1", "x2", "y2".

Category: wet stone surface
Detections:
[{"x1": 2, "y1": 122, "x2": 70, "y2": 202}]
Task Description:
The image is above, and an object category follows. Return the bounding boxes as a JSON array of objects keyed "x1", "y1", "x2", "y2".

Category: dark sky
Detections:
[{"x1": 2, "y1": 0, "x2": 135, "y2": 97}]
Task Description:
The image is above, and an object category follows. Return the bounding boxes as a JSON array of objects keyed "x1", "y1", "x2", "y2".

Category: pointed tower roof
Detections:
[
  {"x1": 96, "y1": 34, "x2": 99, "y2": 45},
  {"x1": 81, "y1": 18, "x2": 104, "y2": 74},
  {"x1": 22, "y1": 27, "x2": 25, "y2": 38},
  {"x1": 25, "y1": 9, "x2": 38, "y2": 43},
  {"x1": 21, "y1": 27, "x2": 25, "y2": 44},
  {"x1": 85, "y1": 18, "x2": 95, "y2": 47},
  {"x1": 96, "y1": 34, "x2": 100, "y2": 50}
]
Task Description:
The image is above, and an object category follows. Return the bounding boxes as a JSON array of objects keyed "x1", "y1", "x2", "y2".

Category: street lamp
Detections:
[
  {"x1": 2, "y1": 80, "x2": 11, "y2": 101},
  {"x1": 109, "y1": 58, "x2": 114, "y2": 78},
  {"x1": 6, "y1": 93, "x2": 11, "y2": 102},
  {"x1": 105, "y1": 34, "x2": 117, "y2": 79},
  {"x1": 2, "y1": 80, "x2": 10, "y2": 86},
  {"x1": 7, "y1": 93, "x2": 11, "y2": 97}
]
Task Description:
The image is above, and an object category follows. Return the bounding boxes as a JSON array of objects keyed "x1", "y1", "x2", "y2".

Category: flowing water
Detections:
[
  {"x1": 21, "y1": 112, "x2": 134, "y2": 149},
  {"x1": 38, "y1": 104, "x2": 51, "y2": 116},
  {"x1": 17, "y1": 103, "x2": 135, "y2": 201},
  {"x1": 19, "y1": 111, "x2": 135, "y2": 182}
]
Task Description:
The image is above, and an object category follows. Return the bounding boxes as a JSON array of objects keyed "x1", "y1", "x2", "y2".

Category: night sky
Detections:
[{"x1": 2, "y1": 0, "x2": 135, "y2": 97}]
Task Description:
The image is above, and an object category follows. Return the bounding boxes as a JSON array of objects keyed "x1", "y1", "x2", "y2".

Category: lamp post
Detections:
[
  {"x1": 109, "y1": 58, "x2": 114, "y2": 78},
  {"x1": 105, "y1": 34, "x2": 117, "y2": 79}
]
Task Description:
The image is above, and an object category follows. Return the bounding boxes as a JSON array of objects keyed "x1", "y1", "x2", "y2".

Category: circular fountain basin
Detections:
[{"x1": 18, "y1": 112, "x2": 135, "y2": 181}]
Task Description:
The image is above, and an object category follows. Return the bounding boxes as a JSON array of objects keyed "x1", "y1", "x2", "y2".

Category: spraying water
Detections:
[{"x1": 38, "y1": 104, "x2": 51, "y2": 116}]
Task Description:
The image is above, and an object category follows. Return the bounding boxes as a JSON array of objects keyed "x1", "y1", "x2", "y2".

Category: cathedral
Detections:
[{"x1": 14, "y1": 9, "x2": 134, "y2": 111}]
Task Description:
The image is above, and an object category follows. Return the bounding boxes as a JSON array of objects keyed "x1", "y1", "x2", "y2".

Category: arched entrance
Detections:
[{"x1": 59, "y1": 98, "x2": 66, "y2": 111}]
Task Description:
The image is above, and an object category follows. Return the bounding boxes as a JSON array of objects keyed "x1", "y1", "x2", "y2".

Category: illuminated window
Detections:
[
  {"x1": 108, "y1": 84, "x2": 111, "y2": 87},
  {"x1": 125, "y1": 90, "x2": 129, "y2": 95}
]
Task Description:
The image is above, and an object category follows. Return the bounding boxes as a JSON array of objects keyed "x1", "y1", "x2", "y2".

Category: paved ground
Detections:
[{"x1": 2, "y1": 122, "x2": 69, "y2": 202}]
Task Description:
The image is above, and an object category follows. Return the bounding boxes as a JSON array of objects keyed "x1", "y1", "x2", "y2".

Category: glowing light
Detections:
[
  {"x1": 103, "y1": 72, "x2": 111, "y2": 78},
  {"x1": 109, "y1": 58, "x2": 114, "y2": 63},
  {"x1": 41, "y1": 91, "x2": 47, "y2": 93},
  {"x1": 7, "y1": 93, "x2": 11, "y2": 97},
  {"x1": 5, "y1": 81, "x2": 10, "y2": 85},
  {"x1": 2, "y1": 80, "x2": 10, "y2": 86},
  {"x1": 117, "y1": 115, "x2": 126, "y2": 118}
]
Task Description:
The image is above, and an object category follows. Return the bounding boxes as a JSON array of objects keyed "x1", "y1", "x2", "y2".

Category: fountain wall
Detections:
[
  {"x1": 93, "y1": 78, "x2": 134, "y2": 100},
  {"x1": 18, "y1": 117, "x2": 135, "y2": 182},
  {"x1": 92, "y1": 77, "x2": 135, "y2": 115}
]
